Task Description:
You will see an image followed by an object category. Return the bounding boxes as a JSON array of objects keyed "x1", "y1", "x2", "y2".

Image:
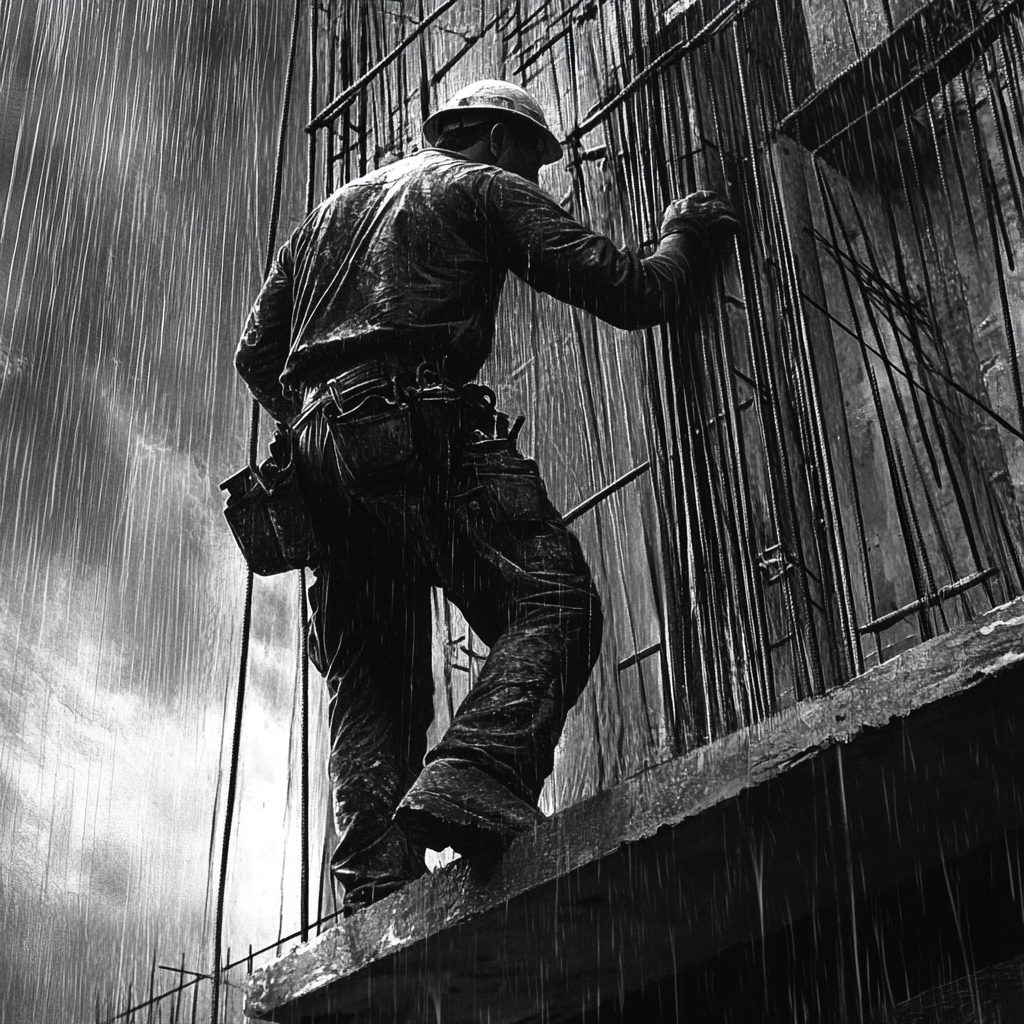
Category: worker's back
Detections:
[
  {"x1": 238, "y1": 135, "x2": 722, "y2": 424},
  {"x1": 281, "y1": 148, "x2": 507, "y2": 391},
  {"x1": 232, "y1": 80, "x2": 740, "y2": 924}
]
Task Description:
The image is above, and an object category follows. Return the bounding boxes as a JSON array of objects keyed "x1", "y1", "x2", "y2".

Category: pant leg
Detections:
[
  {"x1": 427, "y1": 441, "x2": 604, "y2": 805},
  {"x1": 300, "y1": 413, "x2": 434, "y2": 906}
]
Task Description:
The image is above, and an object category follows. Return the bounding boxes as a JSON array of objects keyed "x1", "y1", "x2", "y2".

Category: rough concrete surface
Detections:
[{"x1": 245, "y1": 598, "x2": 1024, "y2": 1023}]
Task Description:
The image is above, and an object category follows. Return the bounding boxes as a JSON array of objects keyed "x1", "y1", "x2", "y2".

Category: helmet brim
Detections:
[{"x1": 423, "y1": 105, "x2": 563, "y2": 165}]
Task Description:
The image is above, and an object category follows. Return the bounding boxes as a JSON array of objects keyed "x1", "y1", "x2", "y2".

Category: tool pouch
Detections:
[
  {"x1": 220, "y1": 429, "x2": 323, "y2": 576},
  {"x1": 408, "y1": 382, "x2": 467, "y2": 471},
  {"x1": 323, "y1": 395, "x2": 419, "y2": 496}
]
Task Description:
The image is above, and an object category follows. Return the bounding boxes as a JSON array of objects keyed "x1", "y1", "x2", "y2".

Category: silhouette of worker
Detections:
[{"x1": 235, "y1": 79, "x2": 739, "y2": 913}]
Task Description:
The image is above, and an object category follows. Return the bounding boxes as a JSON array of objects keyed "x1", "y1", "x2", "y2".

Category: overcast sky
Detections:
[{"x1": 0, "y1": 2, "x2": 327, "y2": 1019}]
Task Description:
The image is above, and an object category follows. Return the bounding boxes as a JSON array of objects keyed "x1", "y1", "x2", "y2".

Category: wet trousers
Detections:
[{"x1": 297, "y1": 388, "x2": 603, "y2": 908}]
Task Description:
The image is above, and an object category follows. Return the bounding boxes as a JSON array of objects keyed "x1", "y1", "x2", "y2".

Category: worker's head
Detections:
[{"x1": 423, "y1": 80, "x2": 562, "y2": 184}]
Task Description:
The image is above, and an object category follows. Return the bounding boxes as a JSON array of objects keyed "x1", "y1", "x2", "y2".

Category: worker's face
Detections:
[{"x1": 490, "y1": 124, "x2": 545, "y2": 185}]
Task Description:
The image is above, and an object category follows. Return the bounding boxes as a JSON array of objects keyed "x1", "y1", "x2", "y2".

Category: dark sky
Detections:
[{"x1": 0, "y1": 2, "x2": 324, "y2": 1019}]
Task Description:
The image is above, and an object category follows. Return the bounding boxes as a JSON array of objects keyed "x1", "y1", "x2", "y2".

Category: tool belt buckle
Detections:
[
  {"x1": 293, "y1": 361, "x2": 401, "y2": 430},
  {"x1": 325, "y1": 376, "x2": 399, "y2": 419}
]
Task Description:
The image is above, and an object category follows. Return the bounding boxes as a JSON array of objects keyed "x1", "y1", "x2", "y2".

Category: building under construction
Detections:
[{"x1": 239, "y1": 0, "x2": 1024, "y2": 1019}]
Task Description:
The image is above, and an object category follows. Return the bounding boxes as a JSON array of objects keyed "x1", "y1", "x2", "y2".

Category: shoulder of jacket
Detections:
[
  {"x1": 413, "y1": 148, "x2": 497, "y2": 180},
  {"x1": 486, "y1": 166, "x2": 563, "y2": 213}
]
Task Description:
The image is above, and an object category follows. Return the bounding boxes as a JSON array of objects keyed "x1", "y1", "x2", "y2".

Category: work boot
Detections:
[
  {"x1": 334, "y1": 823, "x2": 426, "y2": 915},
  {"x1": 393, "y1": 759, "x2": 545, "y2": 857}
]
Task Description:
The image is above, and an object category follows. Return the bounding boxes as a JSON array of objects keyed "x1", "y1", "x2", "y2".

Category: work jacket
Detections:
[{"x1": 236, "y1": 148, "x2": 697, "y2": 423}]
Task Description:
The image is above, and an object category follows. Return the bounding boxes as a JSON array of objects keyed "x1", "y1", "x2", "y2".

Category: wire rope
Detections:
[
  {"x1": 209, "y1": 0, "x2": 303, "y2": 1020},
  {"x1": 299, "y1": 0, "x2": 319, "y2": 947}
]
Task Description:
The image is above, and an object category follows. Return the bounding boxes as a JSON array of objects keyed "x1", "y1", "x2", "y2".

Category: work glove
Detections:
[{"x1": 658, "y1": 190, "x2": 740, "y2": 258}]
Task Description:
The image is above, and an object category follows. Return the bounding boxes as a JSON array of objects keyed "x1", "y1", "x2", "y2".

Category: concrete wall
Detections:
[{"x1": 316, "y1": 0, "x2": 1024, "y2": 817}]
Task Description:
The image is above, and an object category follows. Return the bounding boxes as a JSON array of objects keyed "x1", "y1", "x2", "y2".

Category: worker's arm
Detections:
[
  {"x1": 486, "y1": 172, "x2": 737, "y2": 330},
  {"x1": 234, "y1": 243, "x2": 300, "y2": 425}
]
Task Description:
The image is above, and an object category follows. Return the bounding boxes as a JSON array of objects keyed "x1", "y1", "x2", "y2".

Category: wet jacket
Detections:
[{"x1": 236, "y1": 148, "x2": 700, "y2": 423}]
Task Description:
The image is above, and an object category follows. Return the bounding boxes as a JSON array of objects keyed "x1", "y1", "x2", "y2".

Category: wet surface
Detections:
[{"x1": 4, "y1": 0, "x2": 1024, "y2": 1021}]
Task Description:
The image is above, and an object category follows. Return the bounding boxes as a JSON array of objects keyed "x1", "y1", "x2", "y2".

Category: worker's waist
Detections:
[{"x1": 293, "y1": 360, "x2": 493, "y2": 432}]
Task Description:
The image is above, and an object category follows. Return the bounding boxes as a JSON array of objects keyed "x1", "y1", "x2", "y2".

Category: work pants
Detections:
[{"x1": 297, "y1": 391, "x2": 603, "y2": 908}]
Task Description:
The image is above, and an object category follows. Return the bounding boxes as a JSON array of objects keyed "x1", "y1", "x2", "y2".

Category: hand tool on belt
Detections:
[{"x1": 219, "y1": 425, "x2": 323, "y2": 576}]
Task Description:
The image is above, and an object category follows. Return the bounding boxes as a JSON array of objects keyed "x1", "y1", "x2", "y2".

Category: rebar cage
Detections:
[{"x1": 308, "y1": 0, "x2": 1024, "y2": 816}]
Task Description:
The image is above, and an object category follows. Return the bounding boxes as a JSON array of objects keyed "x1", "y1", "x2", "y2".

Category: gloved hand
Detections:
[{"x1": 659, "y1": 190, "x2": 740, "y2": 256}]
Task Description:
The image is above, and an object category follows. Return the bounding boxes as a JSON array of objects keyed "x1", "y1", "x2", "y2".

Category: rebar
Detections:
[{"x1": 292, "y1": 0, "x2": 1024, "y2": 869}]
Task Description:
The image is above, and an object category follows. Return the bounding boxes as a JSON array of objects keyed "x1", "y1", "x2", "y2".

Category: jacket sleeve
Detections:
[
  {"x1": 484, "y1": 170, "x2": 704, "y2": 331},
  {"x1": 234, "y1": 243, "x2": 300, "y2": 424}
]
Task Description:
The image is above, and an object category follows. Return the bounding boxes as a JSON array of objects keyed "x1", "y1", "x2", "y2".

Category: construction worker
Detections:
[{"x1": 235, "y1": 79, "x2": 739, "y2": 913}]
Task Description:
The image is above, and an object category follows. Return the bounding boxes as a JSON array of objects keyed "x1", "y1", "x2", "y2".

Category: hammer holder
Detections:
[{"x1": 220, "y1": 429, "x2": 323, "y2": 576}]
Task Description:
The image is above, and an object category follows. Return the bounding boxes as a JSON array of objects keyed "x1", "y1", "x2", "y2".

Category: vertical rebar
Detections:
[{"x1": 209, "y1": 0, "x2": 303, "y2": 1020}]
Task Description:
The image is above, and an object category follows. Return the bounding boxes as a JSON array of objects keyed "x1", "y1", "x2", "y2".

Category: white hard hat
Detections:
[{"x1": 423, "y1": 79, "x2": 563, "y2": 165}]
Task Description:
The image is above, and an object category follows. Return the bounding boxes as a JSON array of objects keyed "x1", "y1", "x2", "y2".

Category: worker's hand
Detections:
[{"x1": 660, "y1": 191, "x2": 740, "y2": 253}]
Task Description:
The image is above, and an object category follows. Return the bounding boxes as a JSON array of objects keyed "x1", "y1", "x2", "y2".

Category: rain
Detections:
[
  {"x1": 2, "y1": 0, "x2": 1024, "y2": 1022},
  {"x1": 1, "y1": 2, "x2": 312, "y2": 1020}
]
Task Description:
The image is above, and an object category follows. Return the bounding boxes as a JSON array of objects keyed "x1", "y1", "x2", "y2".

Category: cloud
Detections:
[
  {"x1": 0, "y1": 540, "x2": 311, "y2": 1021},
  {"x1": 0, "y1": 2, "x2": 317, "y2": 1018},
  {"x1": 0, "y1": 365, "x2": 313, "y2": 1021}
]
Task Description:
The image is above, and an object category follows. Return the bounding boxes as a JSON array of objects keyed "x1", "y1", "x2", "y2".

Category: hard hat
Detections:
[{"x1": 423, "y1": 79, "x2": 563, "y2": 165}]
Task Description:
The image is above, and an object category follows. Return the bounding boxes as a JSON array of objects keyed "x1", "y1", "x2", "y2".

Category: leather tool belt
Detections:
[
  {"x1": 219, "y1": 361, "x2": 523, "y2": 575},
  {"x1": 220, "y1": 426, "x2": 324, "y2": 577},
  {"x1": 292, "y1": 360, "x2": 402, "y2": 432},
  {"x1": 291, "y1": 360, "x2": 515, "y2": 453}
]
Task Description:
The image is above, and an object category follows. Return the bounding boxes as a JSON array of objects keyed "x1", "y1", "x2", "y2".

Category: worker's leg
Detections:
[
  {"x1": 300, "y1": 413, "x2": 434, "y2": 910},
  {"x1": 396, "y1": 439, "x2": 603, "y2": 853}
]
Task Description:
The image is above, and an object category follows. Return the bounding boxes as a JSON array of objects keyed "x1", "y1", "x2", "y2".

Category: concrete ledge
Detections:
[
  {"x1": 885, "y1": 953, "x2": 1024, "y2": 1023},
  {"x1": 244, "y1": 599, "x2": 1024, "y2": 1023}
]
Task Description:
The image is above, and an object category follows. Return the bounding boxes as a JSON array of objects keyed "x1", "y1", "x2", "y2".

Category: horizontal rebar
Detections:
[
  {"x1": 93, "y1": 911, "x2": 345, "y2": 1024},
  {"x1": 857, "y1": 567, "x2": 1000, "y2": 634},
  {"x1": 563, "y1": 462, "x2": 651, "y2": 523},
  {"x1": 618, "y1": 642, "x2": 662, "y2": 671},
  {"x1": 157, "y1": 965, "x2": 211, "y2": 980},
  {"x1": 307, "y1": 0, "x2": 466, "y2": 130}
]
